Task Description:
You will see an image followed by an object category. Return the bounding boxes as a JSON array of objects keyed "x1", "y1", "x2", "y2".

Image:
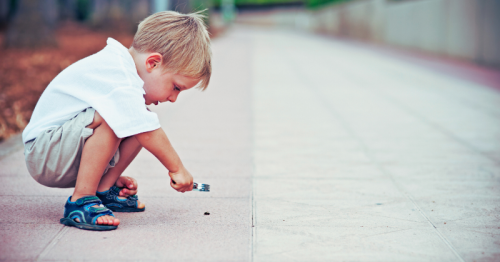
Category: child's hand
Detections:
[
  {"x1": 115, "y1": 176, "x2": 139, "y2": 197},
  {"x1": 169, "y1": 166, "x2": 193, "y2": 193}
]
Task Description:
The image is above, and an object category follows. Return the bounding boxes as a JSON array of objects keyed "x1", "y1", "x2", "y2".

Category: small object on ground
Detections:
[
  {"x1": 192, "y1": 182, "x2": 210, "y2": 192},
  {"x1": 204, "y1": 212, "x2": 210, "y2": 215}
]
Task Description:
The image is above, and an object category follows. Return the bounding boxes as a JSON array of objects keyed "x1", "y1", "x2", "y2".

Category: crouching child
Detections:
[{"x1": 22, "y1": 11, "x2": 212, "y2": 230}]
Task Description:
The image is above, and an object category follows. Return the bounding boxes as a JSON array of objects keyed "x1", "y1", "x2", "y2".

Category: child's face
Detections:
[
  {"x1": 142, "y1": 70, "x2": 199, "y2": 105},
  {"x1": 133, "y1": 51, "x2": 201, "y2": 105}
]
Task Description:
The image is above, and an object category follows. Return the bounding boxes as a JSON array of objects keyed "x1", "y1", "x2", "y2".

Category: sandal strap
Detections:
[
  {"x1": 63, "y1": 196, "x2": 115, "y2": 225},
  {"x1": 75, "y1": 196, "x2": 102, "y2": 206},
  {"x1": 89, "y1": 206, "x2": 113, "y2": 215},
  {"x1": 110, "y1": 186, "x2": 121, "y2": 194},
  {"x1": 128, "y1": 194, "x2": 138, "y2": 200},
  {"x1": 109, "y1": 186, "x2": 138, "y2": 199},
  {"x1": 97, "y1": 186, "x2": 140, "y2": 209}
]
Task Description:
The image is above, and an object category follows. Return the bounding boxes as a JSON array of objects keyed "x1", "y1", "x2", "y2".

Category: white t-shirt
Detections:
[{"x1": 22, "y1": 38, "x2": 161, "y2": 143}]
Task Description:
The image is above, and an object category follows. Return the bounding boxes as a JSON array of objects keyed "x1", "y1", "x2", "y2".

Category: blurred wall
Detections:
[
  {"x1": 154, "y1": 0, "x2": 170, "y2": 12},
  {"x1": 308, "y1": 0, "x2": 500, "y2": 67},
  {"x1": 88, "y1": 0, "x2": 151, "y2": 31},
  {"x1": 240, "y1": 0, "x2": 500, "y2": 67}
]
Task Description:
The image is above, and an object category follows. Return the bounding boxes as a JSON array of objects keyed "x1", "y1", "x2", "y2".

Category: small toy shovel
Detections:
[{"x1": 192, "y1": 182, "x2": 210, "y2": 192}]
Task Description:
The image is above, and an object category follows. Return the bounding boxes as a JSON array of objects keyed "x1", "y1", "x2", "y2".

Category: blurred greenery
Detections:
[
  {"x1": 194, "y1": 5, "x2": 212, "y2": 27},
  {"x1": 211, "y1": 0, "x2": 349, "y2": 9},
  {"x1": 306, "y1": 0, "x2": 350, "y2": 9},
  {"x1": 212, "y1": 0, "x2": 301, "y2": 7},
  {"x1": 191, "y1": 0, "x2": 213, "y2": 11},
  {"x1": 75, "y1": 0, "x2": 92, "y2": 21}
]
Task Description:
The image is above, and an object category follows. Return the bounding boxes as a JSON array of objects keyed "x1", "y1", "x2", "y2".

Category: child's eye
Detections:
[{"x1": 174, "y1": 86, "x2": 180, "y2": 91}]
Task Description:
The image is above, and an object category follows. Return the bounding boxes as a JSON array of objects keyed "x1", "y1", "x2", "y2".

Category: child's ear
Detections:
[{"x1": 145, "y1": 53, "x2": 162, "y2": 73}]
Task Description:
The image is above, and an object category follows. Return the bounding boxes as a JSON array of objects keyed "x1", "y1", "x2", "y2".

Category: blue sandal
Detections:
[
  {"x1": 60, "y1": 196, "x2": 118, "y2": 231},
  {"x1": 96, "y1": 186, "x2": 145, "y2": 212}
]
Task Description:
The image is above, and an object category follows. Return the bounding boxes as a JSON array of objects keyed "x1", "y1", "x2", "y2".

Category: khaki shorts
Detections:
[{"x1": 24, "y1": 108, "x2": 120, "y2": 188}]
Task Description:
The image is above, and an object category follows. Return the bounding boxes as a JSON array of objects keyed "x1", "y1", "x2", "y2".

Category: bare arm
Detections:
[{"x1": 135, "y1": 128, "x2": 193, "y2": 192}]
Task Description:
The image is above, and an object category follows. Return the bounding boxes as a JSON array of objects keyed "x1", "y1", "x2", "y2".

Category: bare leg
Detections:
[
  {"x1": 97, "y1": 136, "x2": 141, "y2": 191},
  {"x1": 97, "y1": 136, "x2": 145, "y2": 209},
  {"x1": 71, "y1": 111, "x2": 120, "y2": 226}
]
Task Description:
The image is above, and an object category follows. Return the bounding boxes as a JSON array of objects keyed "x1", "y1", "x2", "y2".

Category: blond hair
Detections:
[{"x1": 132, "y1": 11, "x2": 212, "y2": 90}]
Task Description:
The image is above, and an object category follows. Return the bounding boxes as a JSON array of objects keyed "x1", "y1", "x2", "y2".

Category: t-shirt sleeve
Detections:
[{"x1": 89, "y1": 86, "x2": 161, "y2": 138}]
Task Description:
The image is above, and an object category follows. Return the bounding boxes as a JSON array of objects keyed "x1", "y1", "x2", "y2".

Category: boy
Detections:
[{"x1": 22, "y1": 11, "x2": 211, "y2": 231}]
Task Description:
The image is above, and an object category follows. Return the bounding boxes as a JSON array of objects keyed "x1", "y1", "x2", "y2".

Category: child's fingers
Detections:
[
  {"x1": 184, "y1": 183, "x2": 193, "y2": 192},
  {"x1": 124, "y1": 177, "x2": 137, "y2": 189},
  {"x1": 116, "y1": 177, "x2": 126, "y2": 188},
  {"x1": 181, "y1": 183, "x2": 192, "y2": 192},
  {"x1": 170, "y1": 179, "x2": 178, "y2": 189},
  {"x1": 116, "y1": 176, "x2": 137, "y2": 190},
  {"x1": 170, "y1": 179, "x2": 187, "y2": 193},
  {"x1": 119, "y1": 188, "x2": 138, "y2": 197},
  {"x1": 127, "y1": 188, "x2": 138, "y2": 196}
]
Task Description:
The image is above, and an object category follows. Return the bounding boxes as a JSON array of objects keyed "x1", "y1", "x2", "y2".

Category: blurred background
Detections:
[{"x1": 0, "y1": 0, "x2": 498, "y2": 143}]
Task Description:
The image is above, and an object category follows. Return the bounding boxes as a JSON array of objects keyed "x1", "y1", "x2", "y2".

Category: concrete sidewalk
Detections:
[
  {"x1": 249, "y1": 27, "x2": 500, "y2": 262},
  {"x1": 1, "y1": 25, "x2": 500, "y2": 261},
  {"x1": 0, "y1": 28, "x2": 253, "y2": 261}
]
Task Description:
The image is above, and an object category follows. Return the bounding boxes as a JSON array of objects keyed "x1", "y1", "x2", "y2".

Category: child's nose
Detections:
[{"x1": 169, "y1": 93, "x2": 179, "y2": 103}]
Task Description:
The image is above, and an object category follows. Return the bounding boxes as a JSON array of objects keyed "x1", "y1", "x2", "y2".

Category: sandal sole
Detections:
[
  {"x1": 107, "y1": 206, "x2": 145, "y2": 212},
  {"x1": 60, "y1": 218, "x2": 117, "y2": 231}
]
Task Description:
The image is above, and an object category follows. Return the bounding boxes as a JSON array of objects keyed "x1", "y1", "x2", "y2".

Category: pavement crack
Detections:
[{"x1": 35, "y1": 226, "x2": 69, "y2": 261}]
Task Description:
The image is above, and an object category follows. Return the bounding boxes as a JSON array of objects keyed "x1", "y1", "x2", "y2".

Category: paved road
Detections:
[
  {"x1": 249, "y1": 27, "x2": 500, "y2": 262},
  {"x1": 1, "y1": 25, "x2": 500, "y2": 261}
]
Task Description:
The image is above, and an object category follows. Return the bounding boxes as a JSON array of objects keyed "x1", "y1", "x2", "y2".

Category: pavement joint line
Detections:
[
  {"x1": 249, "y1": 38, "x2": 256, "y2": 262},
  {"x1": 252, "y1": 196, "x2": 257, "y2": 262},
  {"x1": 250, "y1": 188, "x2": 255, "y2": 262},
  {"x1": 280, "y1": 48, "x2": 467, "y2": 262},
  {"x1": 35, "y1": 226, "x2": 69, "y2": 261},
  {"x1": 399, "y1": 191, "x2": 466, "y2": 262},
  {"x1": 251, "y1": 160, "x2": 256, "y2": 262}
]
